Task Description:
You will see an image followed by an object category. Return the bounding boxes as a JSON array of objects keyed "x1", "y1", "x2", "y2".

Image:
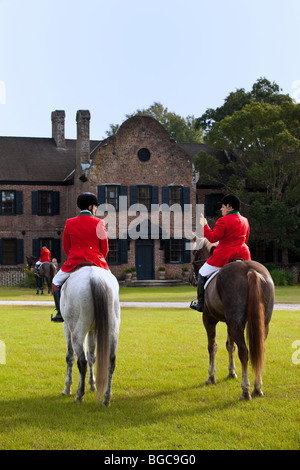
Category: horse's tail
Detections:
[
  {"x1": 246, "y1": 269, "x2": 265, "y2": 378},
  {"x1": 90, "y1": 277, "x2": 109, "y2": 400}
]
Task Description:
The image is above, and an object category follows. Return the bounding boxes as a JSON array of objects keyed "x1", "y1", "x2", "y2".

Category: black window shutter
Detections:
[
  {"x1": 205, "y1": 194, "x2": 213, "y2": 217},
  {"x1": 164, "y1": 239, "x2": 170, "y2": 263},
  {"x1": 151, "y1": 186, "x2": 159, "y2": 205},
  {"x1": 32, "y1": 239, "x2": 40, "y2": 258},
  {"x1": 32, "y1": 191, "x2": 39, "y2": 215},
  {"x1": 97, "y1": 185, "x2": 106, "y2": 204},
  {"x1": 119, "y1": 239, "x2": 128, "y2": 264},
  {"x1": 51, "y1": 191, "x2": 60, "y2": 215},
  {"x1": 52, "y1": 238, "x2": 61, "y2": 263},
  {"x1": 162, "y1": 187, "x2": 169, "y2": 205},
  {"x1": 120, "y1": 186, "x2": 127, "y2": 197},
  {"x1": 130, "y1": 186, "x2": 137, "y2": 205},
  {"x1": 182, "y1": 238, "x2": 191, "y2": 263},
  {"x1": 182, "y1": 187, "x2": 190, "y2": 211},
  {"x1": 16, "y1": 191, "x2": 23, "y2": 214},
  {"x1": 16, "y1": 239, "x2": 24, "y2": 264},
  {"x1": 0, "y1": 239, "x2": 3, "y2": 264}
]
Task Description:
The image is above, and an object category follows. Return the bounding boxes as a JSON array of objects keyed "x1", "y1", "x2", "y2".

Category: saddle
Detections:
[
  {"x1": 204, "y1": 258, "x2": 245, "y2": 290},
  {"x1": 73, "y1": 261, "x2": 95, "y2": 271}
]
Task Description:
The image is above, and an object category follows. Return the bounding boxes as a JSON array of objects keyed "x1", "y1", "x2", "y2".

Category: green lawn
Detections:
[
  {"x1": 0, "y1": 304, "x2": 299, "y2": 450},
  {"x1": 0, "y1": 285, "x2": 299, "y2": 303}
]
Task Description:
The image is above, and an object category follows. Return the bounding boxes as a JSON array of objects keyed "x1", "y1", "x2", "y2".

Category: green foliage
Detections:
[
  {"x1": 194, "y1": 79, "x2": 300, "y2": 258},
  {"x1": 106, "y1": 102, "x2": 204, "y2": 143},
  {"x1": 268, "y1": 268, "x2": 295, "y2": 286},
  {"x1": 195, "y1": 77, "x2": 292, "y2": 132}
]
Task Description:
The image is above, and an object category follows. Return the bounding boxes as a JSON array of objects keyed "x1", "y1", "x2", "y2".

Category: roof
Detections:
[{"x1": 0, "y1": 137, "x2": 99, "y2": 183}]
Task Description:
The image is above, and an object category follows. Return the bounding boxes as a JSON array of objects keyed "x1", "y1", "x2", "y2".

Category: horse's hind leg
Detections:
[
  {"x1": 203, "y1": 314, "x2": 217, "y2": 385},
  {"x1": 62, "y1": 324, "x2": 75, "y2": 396},
  {"x1": 226, "y1": 330, "x2": 237, "y2": 379},
  {"x1": 230, "y1": 328, "x2": 251, "y2": 400},
  {"x1": 73, "y1": 336, "x2": 88, "y2": 402},
  {"x1": 87, "y1": 331, "x2": 96, "y2": 392},
  {"x1": 102, "y1": 337, "x2": 118, "y2": 407}
]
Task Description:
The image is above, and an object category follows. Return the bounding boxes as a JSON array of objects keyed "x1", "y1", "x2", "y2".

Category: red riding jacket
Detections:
[
  {"x1": 204, "y1": 211, "x2": 251, "y2": 268},
  {"x1": 61, "y1": 211, "x2": 109, "y2": 273},
  {"x1": 39, "y1": 248, "x2": 51, "y2": 262}
]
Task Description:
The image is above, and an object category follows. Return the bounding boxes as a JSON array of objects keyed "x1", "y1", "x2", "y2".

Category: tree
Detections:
[
  {"x1": 105, "y1": 102, "x2": 204, "y2": 143},
  {"x1": 196, "y1": 99, "x2": 300, "y2": 261},
  {"x1": 195, "y1": 77, "x2": 292, "y2": 133}
]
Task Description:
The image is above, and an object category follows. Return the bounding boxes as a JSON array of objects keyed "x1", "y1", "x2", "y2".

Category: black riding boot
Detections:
[
  {"x1": 51, "y1": 289, "x2": 64, "y2": 323},
  {"x1": 190, "y1": 274, "x2": 206, "y2": 312}
]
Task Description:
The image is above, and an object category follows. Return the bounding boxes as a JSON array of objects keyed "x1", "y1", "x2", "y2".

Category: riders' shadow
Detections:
[{"x1": 0, "y1": 379, "x2": 239, "y2": 442}]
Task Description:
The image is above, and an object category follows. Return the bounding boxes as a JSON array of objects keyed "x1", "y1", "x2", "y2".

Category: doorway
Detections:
[{"x1": 135, "y1": 240, "x2": 154, "y2": 280}]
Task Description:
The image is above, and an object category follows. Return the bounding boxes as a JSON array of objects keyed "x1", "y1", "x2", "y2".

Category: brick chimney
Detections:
[
  {"x1": 51, "y1": 110, "x2": 65, "y2": 148},
  {"x1": 76, "y1": 110, "x2": 91, "y2": 181}
]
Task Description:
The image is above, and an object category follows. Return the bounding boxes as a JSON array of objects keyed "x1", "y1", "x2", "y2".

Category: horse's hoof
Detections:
[
  {"x1": 206, "y1": 376, "x2": 216, "y2": 385},
  {"x1": 89, "y1": 385, "x2": 96, "y2": 392},
  {"x1": 239, "y1": 391, "x2": 252, "y2": 401},
  {"x1": 227, "y1": 372, "x2": 237, "y2": 379},
  {"x1": 62, "y1": 389, "x2": 71, "y2": 396},
  {"x1": 75, "y1": 395, "x2": 84, "y2": 402},
  {"x1": 252, "y1": 389, "x2": 264, "y2": 398}
]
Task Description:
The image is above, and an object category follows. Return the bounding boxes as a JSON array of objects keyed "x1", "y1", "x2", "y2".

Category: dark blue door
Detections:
[{"x1": 135, "y1": 240, "x2": 154, "y2": 280}]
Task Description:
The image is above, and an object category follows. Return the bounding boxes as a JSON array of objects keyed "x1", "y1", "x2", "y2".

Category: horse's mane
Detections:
[{"x1": 195, "y1": 237, "x2": 217, "y2": 254}]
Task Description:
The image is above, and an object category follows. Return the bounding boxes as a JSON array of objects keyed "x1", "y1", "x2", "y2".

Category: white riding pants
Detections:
[
  {"x1": 199, "y1": 262, "x2": 220, "y2": 278},
  {"x1": 52, "y1": 269, "x2": 70, "y2": 287}
]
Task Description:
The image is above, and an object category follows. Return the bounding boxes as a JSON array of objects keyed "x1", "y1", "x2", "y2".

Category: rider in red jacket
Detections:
[
  {"x1": 190, "y1": 194, "x2": 251, "y2": 312},
  {"x1": 51, "y1": 192, "x2": 109, "y2": 322}
]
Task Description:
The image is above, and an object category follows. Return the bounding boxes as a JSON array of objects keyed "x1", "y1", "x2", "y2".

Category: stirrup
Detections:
[
  {"x1": 51, "y1": 308, "x2": 64, "y2": 323},
  {"x1": 190, "y1": 299, "x2": 200, "y2": 311},
  {"x1": 189, "y1": 298, "x2": 204, "y2": 312}
]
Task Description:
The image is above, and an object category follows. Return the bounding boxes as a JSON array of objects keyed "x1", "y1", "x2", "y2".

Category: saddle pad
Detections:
[{"x1": 204, "y1": 270, "x2": 220, "y2": 290}]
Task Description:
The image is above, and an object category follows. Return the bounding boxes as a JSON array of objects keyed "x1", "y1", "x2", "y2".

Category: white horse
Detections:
[{"x1": 60, "y1": 266, "x2": 120, "y2": 406}]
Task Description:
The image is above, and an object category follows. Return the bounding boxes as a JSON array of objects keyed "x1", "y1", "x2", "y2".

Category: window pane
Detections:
[
  {"x1": 106, "y1": 185, "x2": 119, "y2": 209},
  {"x1": 2, "y1": 239, "x2": 16, "y2": 263},
  {"x1": 137, "y1": 186, "x2": 150, "y2": 210},
  {"x1": 39, "y1": 191, "x2": 52, "y2": 214},
  {"x1": 169, "y1": 187, "x2": 181, "y2": 206},
  {"x1": 170, "y1": 239, "x2": 182, "y2": 262},
  {"x1": 107, "y1": 239, "x2": 119, "y2": 263},
  {"x1": 1, "y1": 191, "x2": 15, "y2": 214}
]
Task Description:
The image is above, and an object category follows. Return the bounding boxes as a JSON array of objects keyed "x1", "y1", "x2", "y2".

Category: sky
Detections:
[{"x1": 0, "y1": 0, "x2": 300, "y2": 140}]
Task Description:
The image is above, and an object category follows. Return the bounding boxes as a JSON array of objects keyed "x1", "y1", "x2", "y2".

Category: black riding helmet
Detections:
[
  {"x1": 77, "y1": 192, "x2": 99, "y2": 210},
  {"x1": 221, "y1": 194, "x2": 240, "y2": 211}
]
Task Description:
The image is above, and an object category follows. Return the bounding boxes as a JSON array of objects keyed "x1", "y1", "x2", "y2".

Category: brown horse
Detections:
[
  {"x1": 26, "y1": 256, "x2": 57, "y2": 295},
  {"x1": 190, "y1": 238, "x2": 274, "y2": 400}
]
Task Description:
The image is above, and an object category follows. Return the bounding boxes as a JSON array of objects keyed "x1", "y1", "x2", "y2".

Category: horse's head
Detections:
[
  {"x1": 26, "y1": 255, "x2": 37, "y2": 269},
  {"x1": 189, "y1": 238, "x2": 217, "y2": 286}
]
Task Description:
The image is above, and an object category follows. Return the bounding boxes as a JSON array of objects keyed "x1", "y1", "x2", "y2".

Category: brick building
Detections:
[{"x1": 0, "y1": 110, "x2": 202, "y2": 282}]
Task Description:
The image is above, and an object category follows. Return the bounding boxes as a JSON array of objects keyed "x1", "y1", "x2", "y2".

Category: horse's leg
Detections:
[
  {"x1": 226, "y1": 329, "x2": 237, "y2": 379},
  {"x1": 35, "y1": 276, "x2": 40, "y2": 294},
  {"x1": 230, "y1": 327, "x2": 251, "y2": 400},
  {"x1": 202, "y1": 313, "x2": 217, "y2": 385},
  {"x1": 87, "y1": 331, "x2": 96, "y2": 392},
  {"x1": 73, "y1": 334, "x2": 88, "y2": 402},
  {"x1": 47, "y1": 276, "x2": 51, "y2": 295},
  {"x1": 62, "y1": 324, "x2": 75, "y2": 395},
  {"x1": 102, "y1": 336, "x2": 118, "y2": 407}
]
